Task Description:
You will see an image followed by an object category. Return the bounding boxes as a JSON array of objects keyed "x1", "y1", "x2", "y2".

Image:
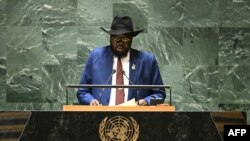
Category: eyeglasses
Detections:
[{"x1": 112, "y1": 36, "x2": 131, "y2": 42}]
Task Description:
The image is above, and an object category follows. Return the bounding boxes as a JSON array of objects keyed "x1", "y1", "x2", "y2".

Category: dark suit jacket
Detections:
[{"x1": 77, "y1": 46, "x2": 166, "y2": 105}]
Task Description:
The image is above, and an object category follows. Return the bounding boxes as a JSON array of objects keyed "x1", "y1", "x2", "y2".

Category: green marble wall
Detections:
[{"x1": 0, "y1": 0, "x2": 249, "y2": 121}]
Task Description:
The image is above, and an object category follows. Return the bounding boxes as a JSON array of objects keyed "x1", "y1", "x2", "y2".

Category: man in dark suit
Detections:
[{"x1": 77, "y1": 16, "x2": 166, "y2": 106}]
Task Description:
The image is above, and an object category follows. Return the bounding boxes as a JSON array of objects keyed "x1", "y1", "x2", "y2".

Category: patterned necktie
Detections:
[{"x1": 115, "y1": 58, "x2": 125, "y2": 105}]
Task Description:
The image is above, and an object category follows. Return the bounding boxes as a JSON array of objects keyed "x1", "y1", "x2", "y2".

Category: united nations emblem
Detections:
[{"x1": 99, "y1": 116, "x2": 139, "y2": 141}]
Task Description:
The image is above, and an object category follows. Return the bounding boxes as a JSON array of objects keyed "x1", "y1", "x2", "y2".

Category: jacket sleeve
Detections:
[
  {"x1": 143, "y1": 55, "x2": 166, "y2": 105},
  {"x1": 76, "y1": 51, "x2": 95, "y2": 105}
]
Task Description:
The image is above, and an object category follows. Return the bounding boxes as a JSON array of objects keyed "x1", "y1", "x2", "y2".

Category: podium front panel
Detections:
[{"x1": 19, "y1": 112, "x2": 225, "y2": 141}]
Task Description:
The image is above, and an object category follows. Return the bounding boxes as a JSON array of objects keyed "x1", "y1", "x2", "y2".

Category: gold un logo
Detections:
[{"x1": 99, "y1": 116, "x2": 139, "y2": 141}]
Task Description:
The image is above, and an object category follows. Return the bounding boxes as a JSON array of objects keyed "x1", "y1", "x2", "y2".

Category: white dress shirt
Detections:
[{"x1": 109, "y1": 52, "x2": 130, "y2": 106}]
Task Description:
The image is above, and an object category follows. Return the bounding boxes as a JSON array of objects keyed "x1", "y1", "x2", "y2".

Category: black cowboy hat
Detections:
[{"x1": 100, "y1": 16, "x2": 143, "y2": 37}]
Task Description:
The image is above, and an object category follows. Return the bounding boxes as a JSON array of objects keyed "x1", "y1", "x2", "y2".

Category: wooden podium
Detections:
[
  {"x1": 63, "y1": 105, "x2": 175, "y2": 112},
  {"x1": 19, "y1": 109, "x2": 228, "y2": 140}
]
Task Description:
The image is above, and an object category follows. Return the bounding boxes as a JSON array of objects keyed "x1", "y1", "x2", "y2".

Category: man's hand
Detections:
[
  {"x1": 90, "y1": 99, "x2": 100, "y2": 106},
  {"x1": 138, "y1": 99, "x2": 148, "y2": 106}
]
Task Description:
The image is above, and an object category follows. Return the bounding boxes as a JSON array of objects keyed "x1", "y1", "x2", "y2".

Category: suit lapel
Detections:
[
  {"x1": 128, "y1": 49, "x2": 139, "y2": 100},
  {"x1": 103, "y1": 46, "x2": 113, "y2": 104}
]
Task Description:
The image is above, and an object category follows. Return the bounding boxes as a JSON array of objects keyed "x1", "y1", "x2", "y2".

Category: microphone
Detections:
[
  {"x1": 122, "y1": 70, "x2": 139, "y2": 102},
  {"x1": 122, "y1": 70, "x2": 134, "y2": 85},
  {"x1": 99, "y1": 69, "x2": 116, "y2": 104}
]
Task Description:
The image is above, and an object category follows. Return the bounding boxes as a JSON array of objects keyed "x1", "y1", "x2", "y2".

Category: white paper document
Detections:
[{"x1": 117, "y1": 98, "x2": 137, "y2": 106}]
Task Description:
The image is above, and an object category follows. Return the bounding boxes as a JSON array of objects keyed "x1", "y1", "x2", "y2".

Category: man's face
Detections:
[{"x1": 110, "y1": 34, "x2": 132, "y2": 58}]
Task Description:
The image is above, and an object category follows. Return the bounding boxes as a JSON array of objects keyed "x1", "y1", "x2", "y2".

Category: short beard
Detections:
[{"x1": 111, "y1": 47, "x2": 130, "y2": 58}]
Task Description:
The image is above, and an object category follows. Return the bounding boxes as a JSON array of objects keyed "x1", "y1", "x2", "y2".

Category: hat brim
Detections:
[{"x1": 100, "y1": 27, "x2": 143, "y2": 37}]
